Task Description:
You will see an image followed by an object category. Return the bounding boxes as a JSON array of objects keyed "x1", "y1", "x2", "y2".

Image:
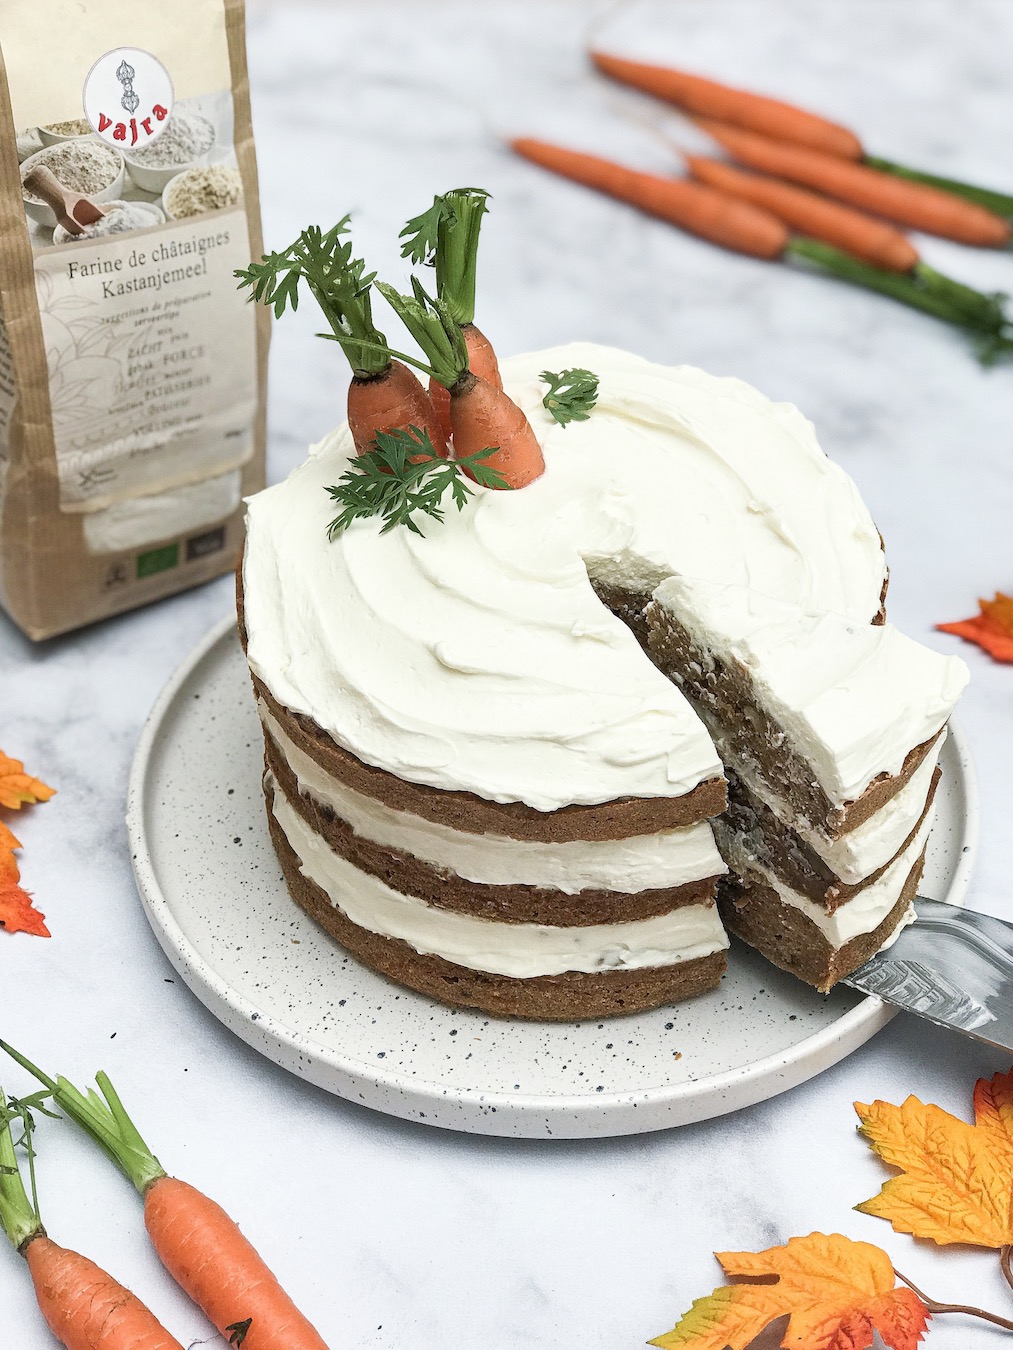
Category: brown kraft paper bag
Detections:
[{"x1": 0, "y1": 0, "x2": 269, "y2": 639}]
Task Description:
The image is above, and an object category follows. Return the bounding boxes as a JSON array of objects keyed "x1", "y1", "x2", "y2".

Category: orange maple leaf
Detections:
[
  {"x1": 649, "y1": 1232, "x2": 929, "y2": 1350},
  {"x1": 0, "y1": 878, "x2": 50, "y2": 937},
  {"x1": 0, "y1": 750, "x2": 56, "y2": 810},
  {"x1": 0, "y1": 820, "x2": 21, "y2": 853},
  {"x1": 937, "y1": 592, "x2": 1013, "y2": 663},
  {"x1": 855, "y1": 1069, "x2": 1013, "y2": 1247}
]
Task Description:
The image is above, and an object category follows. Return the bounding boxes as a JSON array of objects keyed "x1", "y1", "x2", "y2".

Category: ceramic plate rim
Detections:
[{"x1": 126, "y1": 614, "x2": 978, "y2": 1134}]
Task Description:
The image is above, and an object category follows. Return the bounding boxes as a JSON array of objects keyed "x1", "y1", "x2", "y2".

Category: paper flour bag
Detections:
[{"x1": 0, "y1": 0, "x2": 268, "y2": 638}]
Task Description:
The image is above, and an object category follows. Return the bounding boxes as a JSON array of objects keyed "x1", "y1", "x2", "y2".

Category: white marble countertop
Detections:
[{"x1": 4, "y1": 1, "x2": 1013, "y2": 1345}]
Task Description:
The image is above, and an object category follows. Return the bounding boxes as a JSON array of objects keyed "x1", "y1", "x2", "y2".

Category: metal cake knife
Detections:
[{"x1": 842, "y1": 897, "x2": 1013, "y2": 1052}]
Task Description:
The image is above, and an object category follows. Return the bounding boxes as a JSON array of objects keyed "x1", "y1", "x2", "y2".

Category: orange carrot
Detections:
[
  {"x1": 26, "y1": 1237, "x2": 185, "y2": 1350},
  {"x1": 429, "y1": 322, "x2": 502, "y2": 443},
  {"x1": 591, "y1": 50, "x2": 864, "y2": 160},
  {"x1": 0, "y1": 1048, "x2": 330, "y2": 1350},
  {"x1": 143, "y1": 1176, "x2": 327, "y2": 1350},
  {"x1": 510, "y1": 137, "x2": 789, "y2": 258},
  {"x1": 697, "y1": 119, "x2": 1012, "y2": 246},
  {"x1": 348, "y1": 359, "x2": 449, "y2": 459},
  {"x1": 376, "y1": 280, "x2": 545, "y2": 490},
  {"x1": 449, "y1": 372, "x2": 544, "y2": 489},
  {"x1": 0, "y1": 1094, "x2": 184, "y2": 1350},
  {"x1": 684, "y1": 153, "x2": 919, "y2": 271}
]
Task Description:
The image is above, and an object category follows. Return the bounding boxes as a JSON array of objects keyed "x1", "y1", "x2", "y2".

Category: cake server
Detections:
[{"x1": 843, "y1": 897, "x2": 1013, "y2": 1052}]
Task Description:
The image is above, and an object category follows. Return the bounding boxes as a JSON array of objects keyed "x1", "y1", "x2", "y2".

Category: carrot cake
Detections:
[{"x1": 240, "y1": 342, "x2": 968, "y2": 1016}]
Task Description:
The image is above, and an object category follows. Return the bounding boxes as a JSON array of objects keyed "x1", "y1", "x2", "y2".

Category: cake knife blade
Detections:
[{"x1": 842, "y1": 897, "x2": 1013, "y2": 1053}]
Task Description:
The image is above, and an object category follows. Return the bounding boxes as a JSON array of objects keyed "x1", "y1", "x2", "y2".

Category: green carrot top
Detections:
[
  {"x1": 399, "y1": 188, "x2": 491, "y2": 327},
  {"x1": 375, "y1": 277, "x2": 471, "y2": 389},
  {"x1": 0, "y1": 1090, "x2": 54, "y2": 1251},
  {"x1": 0, "y1": 1042, "x2": 166, "y2": 1198},
  {"x1": 235, "y1": 218, "x2": 392, "y2": 378}
]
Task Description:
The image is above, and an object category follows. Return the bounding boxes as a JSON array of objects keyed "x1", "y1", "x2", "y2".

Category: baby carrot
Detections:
[
  {"x1": 237, "y1": 218, "x2": 447, "y2": 457},
  {"x1": 591, "y1": 50, "x2": 863, "y2": 160},
  {"x1": 0, "y1": 1046, "x2": 330, "y2": 1350},
  {"x1": 510, "y1": 137, "x2": 790, "y2": 258},
  {"x1": 376, "y1": 278, "x2": 545, "y2": 489},
  {"x1": 400, "y1": 188, "x2": 504, "y2": 443},
  {"x1": 0, "y1": 1092, "x2": 184, "y2": 1350},
  {"x1": 697, "y1": 119, "x2": 1011, "y2": 246},
  {"x1": 684, "y1": 153, "x2": 919, "y2": 271}
]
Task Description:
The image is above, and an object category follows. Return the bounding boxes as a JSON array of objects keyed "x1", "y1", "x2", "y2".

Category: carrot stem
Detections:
[
  {"x1": 0, "y1": 1042, "x2": 166, "y2": 1196},
  {"x1": 0, "y1": 1094, "x2": 44, "y2": 1252},
  {"x1": 786, "y1": 237, "x2": 1013, "y2": 363},
  {"x1": 375, "y1": 279, "x2": 469, "y2": 388},
  {"x1": 866, "y1": 157, "x2": 1013, "y2": 219}
]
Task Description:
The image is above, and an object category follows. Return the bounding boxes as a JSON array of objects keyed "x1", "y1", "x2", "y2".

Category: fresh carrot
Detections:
[
  {"x1": 1, "y1": 1046, "x2": 330, "y2": 1350},
  {"x1": 684, "y1": 153, "x2": 919, "y2": 271},
  {"x1": 237, "y1": 218, "x2": 447, "y2": 457},
  {"x1": 400, "y1": 188, "x2": 504, "y2": 443},
  {"x1": 510, "y1": 137, "x2": 789, "y2": 258},
  {"x1": 0, "y1": 1092, "x2": 184, "y2": 1350},
  {"x1": 376, "y1": 279, "x2": 545, "y2": 489},
  {"x1": 591, "y1": 50, "x2": 863, "y2": 160},
  {"x1": 696, "y1": 119, "x2": 1011, "y2": 246}
]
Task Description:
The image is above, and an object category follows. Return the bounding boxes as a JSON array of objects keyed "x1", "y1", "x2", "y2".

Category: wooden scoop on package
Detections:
[{"x1": 23, "y1": 164, "x2": 109, "y2": 235}]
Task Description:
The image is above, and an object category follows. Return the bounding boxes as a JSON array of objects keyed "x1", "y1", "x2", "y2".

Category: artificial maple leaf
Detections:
[
  {"x1": 0, "y1": 820, "x2": 21, "y2": 852},
  {"x1": 855, "y1": 1070, "x2": 1013, "y2": 1247},
  {"x1": 0, "y1": 847, "x2": 19, "y2": 886},
  {"x1": 649, "y1": 1232, "x2": 929, "y2": 1350},
  {"x1": 0, "y1": 750, "x2": 56, "y2": 810},
  {"x1": 0, "y1": 879, "x2": 49, "y2": 937},
  {"x1": 937, "y1": 592, "x2": 1013, "y2": 663}
]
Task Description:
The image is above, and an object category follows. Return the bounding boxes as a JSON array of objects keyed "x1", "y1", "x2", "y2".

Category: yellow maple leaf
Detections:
[
  {"x1": 856, "y1": 1070, "x2": 1013, "y2": 1247},
  {"x1": 650, "y1": 1232, "x2": 929, "y2": 1350},
  {"x1": 0, "y1": 750, "x2": 56, "y2": 811}
]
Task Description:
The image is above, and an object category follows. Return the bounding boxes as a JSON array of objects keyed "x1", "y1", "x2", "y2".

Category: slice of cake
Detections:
[{"x1": 240, "y1": 341, "x2": 967, "y2": 1018}]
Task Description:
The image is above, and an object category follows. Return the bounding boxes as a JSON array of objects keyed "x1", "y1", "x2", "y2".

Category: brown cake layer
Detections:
[
  {"x1": 237, "y1": 569, "x2": 726, "y2": 842},
  {"x1": 717, "y1": 847, "x2": 926, "y2": 993},
  {"x1": 717, "y1": 767, "x2": 940, "y2": 910},
  {"x1": 266, "y1": 736, "x2": 721, "y2": 926},
  {"x1": 264, "y1": 776, "x2": 727, "y2": 1020}
]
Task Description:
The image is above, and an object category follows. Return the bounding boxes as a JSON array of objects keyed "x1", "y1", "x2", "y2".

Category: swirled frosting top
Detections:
[{"x1": 242, "y1": 343, "x2": 890, "y2": 811}]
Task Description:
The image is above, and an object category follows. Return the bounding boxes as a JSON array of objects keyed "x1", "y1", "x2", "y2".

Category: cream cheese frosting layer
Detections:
[
  {"x1": 261, "y1": 703, "x2": 726, "y2": 895},
  {"x1": 270, "y1": 779, "x2": 730, "y2": 976},
  {"x1": 720, "y1": 811, "x2": 933, "y2": 948},
  {"x1": 243, "y1": 343, "x2": 888, "y2": 811},
  {"x1": 652, "y1": 575, "x2": 967, "y2": 807}
]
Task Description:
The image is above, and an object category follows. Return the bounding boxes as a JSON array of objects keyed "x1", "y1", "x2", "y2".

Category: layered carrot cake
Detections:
[{"x1": 240, "y1": 342, "x2": 967, "y2": 1017}]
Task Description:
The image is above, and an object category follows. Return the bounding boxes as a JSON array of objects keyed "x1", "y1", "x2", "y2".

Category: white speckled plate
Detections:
[{"x1": 127, "y1": 616, "x2": 977, "y2": 1139}]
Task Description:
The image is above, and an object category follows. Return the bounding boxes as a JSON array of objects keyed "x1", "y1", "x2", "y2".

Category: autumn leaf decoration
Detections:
[
  {"x1": 649, "y1": 1232, "x2": 930, "y2": 1350},
  {"x1": 937, "y1": 591, "x2": 1013, "y2": 663},
  {"x1": 0, "y1": 751, "x2": 55, "y2": 938},
  {"x1": 856, "y1": 1068, "x2": 1013, "y2": 1273}
]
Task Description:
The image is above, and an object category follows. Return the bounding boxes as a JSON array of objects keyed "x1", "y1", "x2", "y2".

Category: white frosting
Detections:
[
  {"x1": 652, "y1": 575, "x2": 967, "y2": 806},
  {"x1": 270, "y1": 780, "x2": 729, "y2": 977},
  {"x1": 243, "y1": 343, "x2": 890, "y2": 811},
  {"x1": 722, "y1": 809, "x2": 934, "y2": 948},
  {"x1": 747, "y1": 733, "x2": 944, "y2": 884},
  {"x1": 260, "y1": 703, "x2": 726, "y2": 895}
]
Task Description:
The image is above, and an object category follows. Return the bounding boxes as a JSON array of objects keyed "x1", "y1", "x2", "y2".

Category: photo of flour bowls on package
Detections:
[{"x1": 18, "y1": 93, "x2": 243, "y2": 248}]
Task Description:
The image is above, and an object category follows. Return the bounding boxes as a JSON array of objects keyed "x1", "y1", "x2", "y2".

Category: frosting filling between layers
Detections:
[
  {"x1": 260, "y1": 703, "x2": 727, "y2": 895},
  {"x1": 269, "y1": 777, "x2": 730, "y2": 977},
  {"x1": 717, "y1": 810, "x2": 934, "y2": 948}
]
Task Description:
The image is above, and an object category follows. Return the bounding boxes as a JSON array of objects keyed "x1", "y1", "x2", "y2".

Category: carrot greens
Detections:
[
  {"x1": 325, "y1": 426, "x2": 507, "y2": 538},
  {"x1": 541, "y1": 369, "x2": 599, "y2": 426},
  {"x1": 400, "y1": 188, "x2": 491, "y2": 325},
  {"x1": 236, "y1": 220, "x2": 391, "y2": 377},
  {"x1": 0, "y1": 1092, "x2": 48, "y2": 1251}
]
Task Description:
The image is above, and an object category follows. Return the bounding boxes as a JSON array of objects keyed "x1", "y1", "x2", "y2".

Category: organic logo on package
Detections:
[{"x1": 83, "y1": 47, "x2": 174, "y2": 151}]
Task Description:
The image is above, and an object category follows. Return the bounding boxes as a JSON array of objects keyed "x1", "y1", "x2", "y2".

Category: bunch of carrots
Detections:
[
  {"x1": 0, "y1": 1040, "x2": 329, "y2": 1349},
  {"x1": 511, "y1": 52, "x2": 1013, "y2": 362},
  {"x1": 236, "y1": 189, "x2": 546, "y2": 497}
]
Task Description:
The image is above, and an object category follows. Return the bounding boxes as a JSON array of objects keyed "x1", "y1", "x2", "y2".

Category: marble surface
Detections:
[{"x1": 3, "y1": 1, "x2": 1013, "y2": 1345}]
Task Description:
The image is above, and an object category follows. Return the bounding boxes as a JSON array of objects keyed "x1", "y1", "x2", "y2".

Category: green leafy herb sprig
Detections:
[
  {"x1": 235, "y1": 220, "x2": 392, "y2": 377},
  {"x1": 326, "y1": 426, "x2": 509, "y2": 538},
  {"x1": 541, "y1": 368, "x2": 600, "y2": 426}
]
